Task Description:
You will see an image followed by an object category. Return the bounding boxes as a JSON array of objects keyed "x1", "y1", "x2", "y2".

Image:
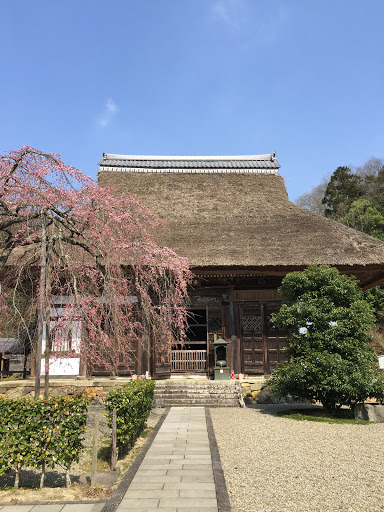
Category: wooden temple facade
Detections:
[{"x1": 98, "y1": 153, "x2": 384, "y2": 378}]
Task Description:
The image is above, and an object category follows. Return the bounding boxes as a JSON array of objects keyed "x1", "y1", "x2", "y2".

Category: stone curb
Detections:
[
  {"x1": 100, "y1": 407, "x2": 170, "y2": 512},
  {"x1": 205, "y1": 408, "x2": 231, "y2": 512},
  {"x1": 0, "y1": 500, "x2": 105, "y2": 507}
]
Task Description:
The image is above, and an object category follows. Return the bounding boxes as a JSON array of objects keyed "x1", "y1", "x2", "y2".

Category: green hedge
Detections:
[
  {"x1": 105, "y1": 379, "x2": 155, "y2": 451},
  {"x1": 0, "y1": 395, "x2": 88, "y2": 487}
]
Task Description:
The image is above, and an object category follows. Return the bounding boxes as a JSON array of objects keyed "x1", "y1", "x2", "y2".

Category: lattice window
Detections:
[
  {"x1": 208, "y1": 316, "x2": 222, "y2": 333},
  {"x1": 242, "y1": 315, "x2": 261, "y2": 332}
]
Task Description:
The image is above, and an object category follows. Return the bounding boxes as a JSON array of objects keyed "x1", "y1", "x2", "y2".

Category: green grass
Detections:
[
  {"x1": 139, "y1": 427, "x2": 152, "y2": 439},
  {"x1": 278, "y1": 408, "x2": 371, "y2": 424}
]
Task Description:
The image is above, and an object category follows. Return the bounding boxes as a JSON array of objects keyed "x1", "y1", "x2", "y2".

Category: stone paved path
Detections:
[
  {"x1": 117, "y1": 407, "x2": 218, "y2": 512},
  {"x1": 0, "y1": 407, "x2": 221, "y2": 512},
  {"x1": 0, "y1": 504, "x2": 105, "y2": 512}
]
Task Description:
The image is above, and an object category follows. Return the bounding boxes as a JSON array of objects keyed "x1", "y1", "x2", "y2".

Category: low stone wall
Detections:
[
  {"x1": 2, "y1": 377, "x2": 294, "y2": 405},
  {"x1": 240, "y1": 379, "x2": 293, "y2": 405},
  {"x1": 354, "y1": 403, "x2": 384, "y2": 423},
  {"x1": 0, "y1": 377, "x2": 135, "y2": 403}
]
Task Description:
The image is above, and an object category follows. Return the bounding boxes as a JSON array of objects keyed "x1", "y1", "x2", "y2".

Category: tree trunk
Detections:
[
  {"x1": 22, "y1": 353, "x2": 27, "y2": 379},
  {"x1": 44, "y1": 238, "x2": 52, "y2": 399},
  {"x1": 14, "y1": 467, "x2": 20, "y2": 490},
  {"x1": 40, "y1": 461, "x2": 45, "y2": 488},
  {"x1": 44, "y1": 315, "x2": 50, "y2": 399},
  {"x1": 111, "y1": 408, "x2": 117, "y2": 471},
  {"x1": 65, "y1": 463, "x2": 71, "y2": 488},
  {"x1": 91, "y1": 414, "x2": 99, "y2": 484},
  {"x1": 321, "y1": 398, "x2": 337, "y2": 416},
  {"x1": 35, "y1": 212, "x2": 47, "y2": 399}
]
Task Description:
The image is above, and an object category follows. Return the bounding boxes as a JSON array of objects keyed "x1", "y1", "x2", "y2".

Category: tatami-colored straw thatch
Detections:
[{"x1": 98, "y1": 154, "x2": 384, "y2": 289}]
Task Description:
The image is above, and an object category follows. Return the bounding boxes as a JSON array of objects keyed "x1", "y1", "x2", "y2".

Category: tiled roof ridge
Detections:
[
  {"x1": 102, "y1": 152, "x2": 277, "y2": 162},
  {"x1": 98, "y1": 152, "x2": 280, "y2": 173}
]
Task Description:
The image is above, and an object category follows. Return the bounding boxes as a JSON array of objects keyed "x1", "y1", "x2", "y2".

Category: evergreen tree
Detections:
[
  {"x1": 269, "y1": 265, "x2": 384, "y2": 412},
  {"x1": 322, "y1": 166, "x2": 364, "y2": 218},
  {"x1": 340, "y1": 199, "x2": 384, "y2": 241},
  {"x1": 369, "y1": 168, "x2": 384, "y2": 215}
]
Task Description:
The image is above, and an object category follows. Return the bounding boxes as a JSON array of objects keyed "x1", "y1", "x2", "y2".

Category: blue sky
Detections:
[{"x1": 1, "y1": 0, "x2": 383, "y2": 201}]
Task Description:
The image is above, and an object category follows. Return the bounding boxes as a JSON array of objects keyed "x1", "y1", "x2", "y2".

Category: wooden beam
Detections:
[{"x1": 360, "y1": 271, "x2": 384, "y2": 291}]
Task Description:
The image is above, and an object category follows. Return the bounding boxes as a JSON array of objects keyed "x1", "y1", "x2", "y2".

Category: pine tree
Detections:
[{"x1": 322, "y1": 166, "x2": 364, "y2": 218}]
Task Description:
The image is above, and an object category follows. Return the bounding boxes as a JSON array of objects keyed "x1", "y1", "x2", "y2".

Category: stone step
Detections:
[
  {"x1": 154, "y1": 396, "x2": 238, "y2": 401},
  {"x1": 154, "y1": 403, "x2": 239, "y2": 408},
  {"x1": 153, "y1": 380, "x2": 241, "y2": 408},
  {"x1": 155, "y1": 386, "x2": 236, "y2": 392},
  {"x1": 154, "y1": 400, "x2": 239, "y2": 407},
  {"x1": 155, "y1": 390, "x2": 234, "y2": 398},
  {"x1": 155, "y1": 384, "x2": 235, "y2": 391},
  {"x1": 154, "y1": 395, "x2": 238, "y2": 402}
]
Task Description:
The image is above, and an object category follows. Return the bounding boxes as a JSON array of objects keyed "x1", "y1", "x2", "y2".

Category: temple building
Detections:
[{"x1": 98, "y1": 153, "x2": 384, "y2": 378}]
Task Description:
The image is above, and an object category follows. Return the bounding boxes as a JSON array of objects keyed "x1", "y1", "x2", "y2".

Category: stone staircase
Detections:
[{"x1": 153, "y1": 379, "x2": 244, "y2": 408}]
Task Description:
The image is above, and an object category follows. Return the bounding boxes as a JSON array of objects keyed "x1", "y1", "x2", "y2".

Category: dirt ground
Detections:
[{"x1": 0, "y1": 407, "x2": 164, "y2": 504}]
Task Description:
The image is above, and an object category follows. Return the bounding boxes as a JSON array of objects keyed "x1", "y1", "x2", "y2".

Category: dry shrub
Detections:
[{"x1": 83, "y1": 483, "x2": 113, "y2": 499}]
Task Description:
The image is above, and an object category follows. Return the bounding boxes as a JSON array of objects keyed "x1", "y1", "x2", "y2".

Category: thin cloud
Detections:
[
  {"x1": 210, "y1": 2, "x2": 291, "y2": 45},
  {"x1": 211, "y1": 0, "x2": 247, "y2": 32},
  {"x1": 97, "y1": 98, "x2": 118, "y2": 128}
]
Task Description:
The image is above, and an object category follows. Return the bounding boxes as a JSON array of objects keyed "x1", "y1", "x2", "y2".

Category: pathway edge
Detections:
[
  {"x1": 206, "y1": 408, "x2": 232, "y2": 512},
  {"x1": 100, "y1": 407, "x2": 170, "y2": 512}
]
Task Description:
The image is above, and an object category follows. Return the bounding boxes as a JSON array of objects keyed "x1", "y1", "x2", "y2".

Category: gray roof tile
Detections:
[{"x1": 98, "y1": 153, "x2": 280, "y2": 172}]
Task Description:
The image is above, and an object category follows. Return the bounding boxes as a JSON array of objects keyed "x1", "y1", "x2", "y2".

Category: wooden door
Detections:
[
  {"x1": 240, "y1": 303, "x2": 287, "y2": 375},
  {"x1": 241, "y1": 305, "x2": 265, "y2": 374}
]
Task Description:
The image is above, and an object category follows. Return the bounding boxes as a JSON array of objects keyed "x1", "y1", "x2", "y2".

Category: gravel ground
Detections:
[{"x1": 210, "y1": 404, "x2": 384, "y2": 512}]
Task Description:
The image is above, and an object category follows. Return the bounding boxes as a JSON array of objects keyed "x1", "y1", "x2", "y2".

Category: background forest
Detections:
[{"x1": 295, "y1": 157, "x2": 384, "y2": 355}]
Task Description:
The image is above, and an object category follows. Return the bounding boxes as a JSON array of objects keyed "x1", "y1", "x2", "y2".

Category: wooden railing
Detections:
[{"x1": 171, "y1": 350, "x2": 207, "y2": 372}]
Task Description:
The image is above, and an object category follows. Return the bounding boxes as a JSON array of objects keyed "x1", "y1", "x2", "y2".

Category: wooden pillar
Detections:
[
  {"x1": 227, "y1": 340, "x2": 232, "y2": 373},
  {"x1": 222, "y1": 300, "x2": 234, "y2": 373},
  {"x1": 231, "y1": 335, "x2": 241, "y2": 375},
  {"x1": 136, "y1": 337, "x2": 142, "y2": 376},
  {"x1": 223, "y1": 300, "x2": 231, "y2": 340},
  {"x1": 79, "y1": 353, "x2": 87, "y2": 378},
  {"x1": 228, "y1": 299, "x2": 241, "y2": 374},
  {"x1": 261, "y1": 303, "x2": 269, "y2": 375}
]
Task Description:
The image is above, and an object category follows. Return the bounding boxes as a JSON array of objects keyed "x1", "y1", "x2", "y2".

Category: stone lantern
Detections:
[{"x1": 210, "y1": 336, "x2": 231, "y2": 380}]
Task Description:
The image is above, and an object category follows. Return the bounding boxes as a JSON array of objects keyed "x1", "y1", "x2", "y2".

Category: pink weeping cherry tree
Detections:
[{"x1": 0, "y1": 147, "x2": 191, "y2": 397}]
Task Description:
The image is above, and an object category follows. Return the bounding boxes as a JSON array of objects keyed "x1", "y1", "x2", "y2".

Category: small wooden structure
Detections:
[{"x1": 0, "y1": 338, "x2": 27, "y2": 377}]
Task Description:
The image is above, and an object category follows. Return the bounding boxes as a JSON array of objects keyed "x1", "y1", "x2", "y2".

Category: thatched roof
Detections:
[{"x1": 98, "y1": 154, "x2": 384, "y2": 288}]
